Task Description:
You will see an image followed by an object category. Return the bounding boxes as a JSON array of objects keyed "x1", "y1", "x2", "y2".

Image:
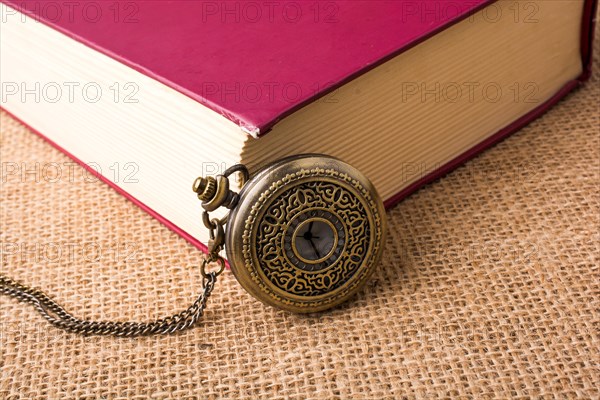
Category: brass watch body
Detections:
[{"x1": 196, "y1": 154, "x2": 386, "y2": 313}]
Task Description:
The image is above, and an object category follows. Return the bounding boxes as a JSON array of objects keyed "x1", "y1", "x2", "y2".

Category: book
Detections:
[{"x1": 1, "y1": 0, "x2": 596, "y2": 253}]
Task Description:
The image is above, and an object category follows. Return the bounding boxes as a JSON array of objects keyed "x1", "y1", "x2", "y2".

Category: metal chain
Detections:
[
  {"x1": 0, "y1": 259, "x2": 223, "y2": 337},
  {"x1": 1, "y1": 168, "x2": 241, "y2": 337}
]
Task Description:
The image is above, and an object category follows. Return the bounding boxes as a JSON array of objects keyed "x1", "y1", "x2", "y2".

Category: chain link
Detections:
[{"x1": 0, "y1": 265, "x2": 220, "y2": 337}]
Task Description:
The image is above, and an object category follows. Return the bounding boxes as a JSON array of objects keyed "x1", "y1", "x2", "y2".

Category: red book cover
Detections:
[{"x1": 2, "y1": 0, "x2": 494, "y2": 133}]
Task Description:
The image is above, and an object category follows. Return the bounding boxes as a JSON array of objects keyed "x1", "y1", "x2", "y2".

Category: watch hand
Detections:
[
  {"x1": 309, "y1": 238, "x2": 321, "y2": 259},
  {"x1": 308, "y1": 221, "x2": 314, "y2": 233}
]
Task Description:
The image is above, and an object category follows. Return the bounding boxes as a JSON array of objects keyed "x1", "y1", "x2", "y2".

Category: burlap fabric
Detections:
[{"x1": 1, "y1": 27, "x2": 599, "y2": 400}]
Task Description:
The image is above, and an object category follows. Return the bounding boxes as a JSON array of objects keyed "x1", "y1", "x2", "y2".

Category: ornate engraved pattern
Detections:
[
  {"x1": 258, "y1": 182, "x2": 366, "y2": 295},
  {"x1": 242, "y1": 168, "x2": 384, "y2": 309}
]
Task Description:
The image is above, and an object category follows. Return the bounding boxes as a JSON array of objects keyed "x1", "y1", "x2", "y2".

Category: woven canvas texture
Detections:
[{"x1": 1, "y1": 27, "x2": 599, "y2": 400}]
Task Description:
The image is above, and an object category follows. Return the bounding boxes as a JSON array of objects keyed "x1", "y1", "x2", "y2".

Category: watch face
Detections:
[
  {"x1": 285, "y1": 209, "x2": 345, "y2": 272},
  {"x1": 226, "y1": 155, "x2": 386, "y2": 313}
]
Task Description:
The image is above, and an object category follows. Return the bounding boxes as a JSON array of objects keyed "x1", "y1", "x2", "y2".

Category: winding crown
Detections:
[{"x1": 192, "y1": 176, "x2": 217, "y2": 201}]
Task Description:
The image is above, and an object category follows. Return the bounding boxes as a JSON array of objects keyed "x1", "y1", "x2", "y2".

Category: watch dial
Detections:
[{"x1": 284, "y1": 209, "x2": 345, "y2": 272}]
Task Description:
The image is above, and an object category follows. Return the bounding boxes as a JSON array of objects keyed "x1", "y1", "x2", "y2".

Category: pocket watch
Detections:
[
  {"x1": 1, "y1": 154, "x2": 386, "y2": 336},
  {"x1": 193, "y1": 154, "x2": 387, "y2": 313}
]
